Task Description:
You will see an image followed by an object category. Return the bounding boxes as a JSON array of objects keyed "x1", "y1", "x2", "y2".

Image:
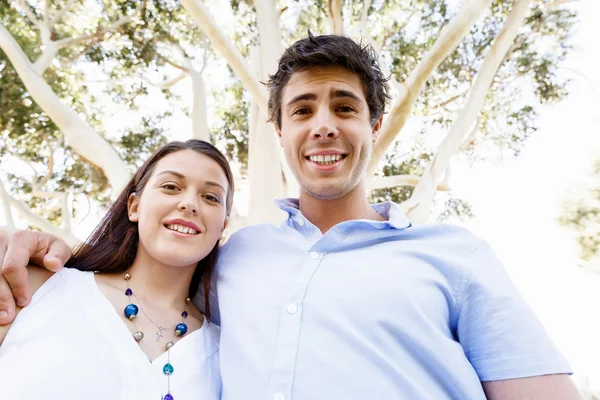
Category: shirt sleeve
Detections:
[{"x1": 456, "y1": 242, "x2": 572, "y2": 381}]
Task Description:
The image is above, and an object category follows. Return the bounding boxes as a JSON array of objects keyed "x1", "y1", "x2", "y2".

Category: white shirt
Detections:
[{"x1": 0, "y1": 267, "x2": 221, "y2": 400}]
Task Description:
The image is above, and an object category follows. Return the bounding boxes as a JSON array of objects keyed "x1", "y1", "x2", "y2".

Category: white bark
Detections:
[
  {"x1": 0, "y1": 179, "x2": 17, "y2": 232},
  {"x1": 179, "y1": 0, "x2": 268, "y2": 110},
  {"x1": 246, "y1": 46, "x2": 286, "y2": 225},
  {"x1": 368, "y1": 0, "x2": 493, "y2": 176},
  {"x1": 253, "y1": 0, "x2": 299, "y2": 198},
  {"x1": 1, "y1": 180, "x2": 78, "y2": 246},
  {"x1": 359, "y1": 0, "x2": 372, "y2": 37},
  {"x1": 189, "y1": 70, "x2": 210, "y2": 142},
  {"x1": 329, "y1": 0, "x2": 344, "y2": 35},
  {"x1": 0, "y1": 24, "x2": 130, "y2": 193},
  {"x1": 403, "y1": 0, "x2": 532, "y2": 223}
]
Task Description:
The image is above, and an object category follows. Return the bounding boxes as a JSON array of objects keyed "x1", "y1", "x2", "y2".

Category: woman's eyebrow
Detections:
[{"x1": 156, "y1": 170, "x2": 185, "y2": 179}]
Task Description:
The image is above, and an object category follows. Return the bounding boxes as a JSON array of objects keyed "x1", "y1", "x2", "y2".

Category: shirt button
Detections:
[
  {"x1": 309, "y1": 251, "x2": 320, "y2": 259},
  {"x1": 273, "y1": 393, "x2": 285, "y2": 400},
  {"x1": 297, "y1": 219, "x2": 305, "y2": 226},
  {"x1": 286, "y1": 304, "x2": 298, "y2": 314}
]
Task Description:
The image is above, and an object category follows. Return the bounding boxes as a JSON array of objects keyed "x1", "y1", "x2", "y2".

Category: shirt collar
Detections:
[{"x1": 274, "y1": 198, "x2": 412, "y2": 230}]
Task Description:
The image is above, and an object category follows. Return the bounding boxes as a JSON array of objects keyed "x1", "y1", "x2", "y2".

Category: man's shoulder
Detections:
[{"x1": 405, "y1": 222, "x2": 486, "y2": 249}]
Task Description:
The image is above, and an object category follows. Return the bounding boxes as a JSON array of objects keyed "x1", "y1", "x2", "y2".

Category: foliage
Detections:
[
  {"x1": 0, "y1": 0, "x2": 579, "y2": 230},
  {"x1": 559, "y1": 159, "x2": 600, "y2": 265}
]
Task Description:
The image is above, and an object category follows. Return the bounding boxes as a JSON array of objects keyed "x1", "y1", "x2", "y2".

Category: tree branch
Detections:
[
  {"x1": 4, "y1": 188, "x2": 78, "y2": 246},
  {"x1": 0, "y1": 24, "x2": 130, "y2": 193},
  {"x1": 179, "y1": 0, "x2": 268, "y2": 109},
  {"x1": 368, "y1": 0, "x2": 493, "y2": 176},
  {"x1": 14, "y1": 0, "x2": 41, "y2": 29},
  {"x1": 48, "y1": 0, "x2": 79, "y2": 28},
  {"x1": 53, "y1": 12, "x2": 137, "y2": 49},
  {"x1": 0, "y1": 179, "x2": 17, "y2": 232},
  {"x1": 359, "y1": 0, "x2": 372, "y2": 37},
  {"x1": 142, "y1": 71, "x2": 188, "y2": 89},
  {"x1": 402, "y1": 0, "x2": 533, "y2": 223},
  {"x1": 329, "y1": 0, "x2": 344, "y2": 35}
]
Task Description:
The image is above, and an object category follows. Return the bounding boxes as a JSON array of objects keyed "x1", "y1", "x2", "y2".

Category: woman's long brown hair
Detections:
[{"x1": 65, "y1": 140, "x2": 234, "y2": 320}]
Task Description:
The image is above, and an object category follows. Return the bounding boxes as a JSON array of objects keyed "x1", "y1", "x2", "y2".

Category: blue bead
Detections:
[
  {"x1": 163, "y1": 363, "x2": 174, "y2": 375},
  {"x1": 163, "y1": 394, "x2": 173, "y2": 400},
  {"x1": 174, "y1": 323, "x2": 188, "y2": 336},
  {"x1": 181, "y1": 311, "x2": 188, "y2": 318},
  {"x1": 125, "y1": 288, "x2": 132, "y2": 296},
  {"x1": 124, "y1": 304, "x2": 139, "y2": 320}
]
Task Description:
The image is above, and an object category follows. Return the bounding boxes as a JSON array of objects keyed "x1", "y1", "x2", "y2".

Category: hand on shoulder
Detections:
[
  {"x1": 0, "y1": 230, "x2": 71, "y2": 325},
  {"x1": 0, "y1": 265, "x2": 55, "y2": 345}
]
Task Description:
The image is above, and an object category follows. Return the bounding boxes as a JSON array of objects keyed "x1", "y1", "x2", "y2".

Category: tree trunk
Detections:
[
  {"x1": 189, "y1": 70, "x2": 210, "y2": 142},
  {"x1": 245, "y1": 45, "x2": 286, "y2": 225},
  {"x1": 179, "y1": 0, "x2": 268, "y2": 109},
  {"x1": 0, "y1": 24, "x2": 130, "y2": 193},
  {"x1": 403, "y1": 0, "x2": 533, "y2": 223}
]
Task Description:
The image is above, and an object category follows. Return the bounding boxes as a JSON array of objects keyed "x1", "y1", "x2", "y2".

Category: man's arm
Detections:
[
  {"x1": 0, "y1": 265, "x2": 54, "y2": 344},
  {"x1": 483, "y1": 374, "x2": 581, "y2": 399},
  {"x1": 0, "y1": 230, "x2": 71, "y2": 325}
]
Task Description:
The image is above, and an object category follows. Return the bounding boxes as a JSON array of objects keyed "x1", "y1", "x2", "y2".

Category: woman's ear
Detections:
[
  {"x1": 221, "y1": 216, "x2": 229, "y2": 236},
  {"x1": 127, "y1": 193, "x2": 140, "y2": 222}
]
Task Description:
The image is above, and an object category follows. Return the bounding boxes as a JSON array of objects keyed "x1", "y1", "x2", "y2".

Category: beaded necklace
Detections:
[{"x1": 122, "y1": 272, "x2": 189, "y2": 400}]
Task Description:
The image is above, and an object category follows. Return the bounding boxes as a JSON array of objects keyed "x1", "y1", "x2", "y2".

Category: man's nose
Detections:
[{"x1": 310, "y1": 108, "x2": 339, "y2": 140}]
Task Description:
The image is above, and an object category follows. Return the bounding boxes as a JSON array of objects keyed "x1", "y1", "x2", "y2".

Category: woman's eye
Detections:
[
  {"x1": 204, "y1": 194, "x2": 221, "y2": 203},
  {"x1": 161, "y1": 184, "x2": 179, "y2": 191}
]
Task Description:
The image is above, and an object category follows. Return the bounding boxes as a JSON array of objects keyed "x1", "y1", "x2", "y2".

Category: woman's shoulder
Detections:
[{"x1": 0, "y1": 265, "x2": 54, "y2": 345}]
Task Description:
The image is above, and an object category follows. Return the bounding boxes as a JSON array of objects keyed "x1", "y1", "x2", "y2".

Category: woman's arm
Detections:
[{"x1": 0, "y1": 265, "x2": 55, "y2": 345}]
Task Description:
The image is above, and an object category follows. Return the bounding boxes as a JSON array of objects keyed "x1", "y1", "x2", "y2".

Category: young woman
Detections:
[{"x1": 0, "y1": 140, "x2": 234, "y2": 400}]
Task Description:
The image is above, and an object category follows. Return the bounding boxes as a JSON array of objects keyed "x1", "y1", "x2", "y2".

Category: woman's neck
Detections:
[{"x1": 121, "y1": 251, "x2": 195, "y2": 311}]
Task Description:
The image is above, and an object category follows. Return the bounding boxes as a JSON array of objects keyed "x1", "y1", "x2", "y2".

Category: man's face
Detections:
[{"x1": 277, "y1": 66, "x2": 382, "y2": 201}]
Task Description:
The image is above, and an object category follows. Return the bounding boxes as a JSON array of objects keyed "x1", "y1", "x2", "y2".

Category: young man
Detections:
[{"x1": 0, "y1": 34, "x2": 579, "y2": 399}]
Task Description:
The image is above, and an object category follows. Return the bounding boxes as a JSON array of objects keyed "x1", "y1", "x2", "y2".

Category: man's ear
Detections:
[
  {"x1": 371, "y1": 116, "x2": 383, "y2": 144},
  {"x1": 127, "y1": 193, "x2": 140, "y2": 222}
]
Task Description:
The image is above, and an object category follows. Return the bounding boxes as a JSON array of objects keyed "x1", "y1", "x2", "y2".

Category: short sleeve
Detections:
[{"x1": 456, "y1": 243, "x2": 572, "y2": 381}]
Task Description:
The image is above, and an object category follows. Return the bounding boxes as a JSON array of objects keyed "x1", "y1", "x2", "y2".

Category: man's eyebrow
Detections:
[
  {"x1": 330, "y1": 89, "x2": 362, "y2": 102},
  {"x1": 286, "y1": 93, "x2": 317, "y2": 108}
]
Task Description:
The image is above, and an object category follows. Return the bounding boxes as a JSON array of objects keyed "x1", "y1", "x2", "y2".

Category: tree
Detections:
[
  {"x1": 1, "y1": 0, "x2": 579, "y2": 240},
  {"x1": 559, "y1": 158, "x2": 600, "y2": 271}
]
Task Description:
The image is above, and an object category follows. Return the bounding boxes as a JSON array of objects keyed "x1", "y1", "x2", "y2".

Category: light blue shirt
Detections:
[{"x1": 209, "y1": 199, "x2": 571, "y2": 400}]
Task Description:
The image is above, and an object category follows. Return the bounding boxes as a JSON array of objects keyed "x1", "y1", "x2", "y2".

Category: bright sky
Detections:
[
  {"x1": 1, "y1": 0, "x2": 599, "y2": 392},
  {"x1": 450, "y1": 0, "x2": 600, "y2": 390}
]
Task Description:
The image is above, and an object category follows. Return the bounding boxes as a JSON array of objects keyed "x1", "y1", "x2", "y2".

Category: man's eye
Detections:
[
  {"x1": 293, "y1": 107, "x2": 310, "y2": 115},
  {"x1": 337, "y1": 105, "x2": 356, "y2": 112}
]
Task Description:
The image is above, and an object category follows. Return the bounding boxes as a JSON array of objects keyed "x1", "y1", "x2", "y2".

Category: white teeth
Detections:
[
  {"x1": 308, "y1": 154, "x2": 343, "y2": 164},
  {"x1": 166, "y1": 224, "x2": 199, "y2": 235}
]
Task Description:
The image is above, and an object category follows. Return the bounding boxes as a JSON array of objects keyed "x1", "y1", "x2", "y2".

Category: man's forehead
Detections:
[{"x1": 283, "y1": 66, "x2": 366, "y2": 100}]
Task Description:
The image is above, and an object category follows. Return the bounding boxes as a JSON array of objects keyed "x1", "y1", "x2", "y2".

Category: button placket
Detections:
[{"x1": 267, "y1": 250, "x2": 325, "y2": 400}]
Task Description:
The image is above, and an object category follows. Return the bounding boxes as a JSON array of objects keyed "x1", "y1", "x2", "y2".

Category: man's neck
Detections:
[{"x1": 299, "y1": 184, "x2": 385, "y2": 234}]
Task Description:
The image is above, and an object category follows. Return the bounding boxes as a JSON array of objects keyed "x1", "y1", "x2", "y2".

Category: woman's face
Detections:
[{"x1": 128, "y1": 149, "x2": 230, "y2": 269}]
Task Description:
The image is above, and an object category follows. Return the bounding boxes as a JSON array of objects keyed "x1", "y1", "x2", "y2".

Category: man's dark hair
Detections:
[{"x1": 267, "y1": 32, "x2": 390, "y2": 129}]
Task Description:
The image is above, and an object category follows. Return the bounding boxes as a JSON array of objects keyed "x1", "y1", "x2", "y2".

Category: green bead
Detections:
[{"x1": 163, "y1": 363, "x2": 174, "y2": 375}]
